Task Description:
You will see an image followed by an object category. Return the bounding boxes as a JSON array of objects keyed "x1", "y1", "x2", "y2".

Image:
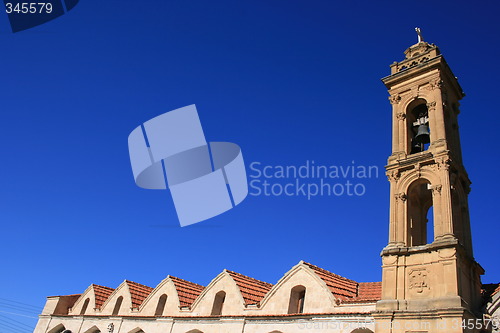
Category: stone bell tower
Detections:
[{"x1": 373, "y1": 30, "x2": 485, "y2": 333}]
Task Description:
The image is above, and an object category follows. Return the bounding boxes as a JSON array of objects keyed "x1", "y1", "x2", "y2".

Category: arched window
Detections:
[
  {"x1": 112, "y1": 296, "x2": 123, "y2": 316},
  {"x1": 407, "y1": 179, "x2": 433, "y2": 246},
  {"x1": 288, "y1": 285, "x2": 306, "y2": 314},
  {"x1": 407, "y1": 99, "x2": 431, "y2": 154},
  {"x1": 80, "y1": 298, "x2": 90, "y2": 315},
  {"x1": 210, "y1": 291, "x2": 226, "y2": 316},
  {"x1": 186, "y1": 330, "x2": 203, "y2": 333},
  {"x1": 154, "y1": 294, "x2": 168, "y2": 316}
]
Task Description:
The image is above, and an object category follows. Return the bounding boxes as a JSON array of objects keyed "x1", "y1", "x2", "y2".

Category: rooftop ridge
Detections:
[
  {"x1": 125, "y1": 280, "x2": 154, "y2": 289},
  {"x1": 302, "y1": 262, "x2": 358, "y2": 284},
  {"x1": 169, "y1": 276, "x2": 205, "y2": 290},
  {"x1": 92, "y1": 284, "x2": 114, "y2": 291},
  {"x1": 302, "y1": 262, "x2": 358, "y2": 300},
  {"x1": 225, "y1": 270, "x2": 273, "y2": 288}
]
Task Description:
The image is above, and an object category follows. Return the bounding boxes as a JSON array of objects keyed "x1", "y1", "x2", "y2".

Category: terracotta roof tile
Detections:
[
  {"x1": 343, "y1": 282, "x2": 382, "y2": 303},
  {"x1": 126, "y1": 281, "x2": 153, "y2": 308},
  {"x1": 92, "y1": 284, "x2": 114, "y2": 309},
  {"x1": 303, "y1": 262, "x2": 358, "y2": 300},
  {"x1": 170, "y1": 276, "x2": 205, "y2": 308},
  {"x1": 226, "y1": 270, "x2": 273, "y2": 305}
]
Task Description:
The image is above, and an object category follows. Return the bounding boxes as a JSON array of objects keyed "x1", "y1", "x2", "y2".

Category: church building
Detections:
[{"x1": 33, "y1": 34, "x2": 500, "y2": 333}]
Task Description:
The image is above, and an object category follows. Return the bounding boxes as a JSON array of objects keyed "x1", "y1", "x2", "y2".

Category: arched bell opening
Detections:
[
  {"x1": 406, "y1": 99, "x2": 431, "y2": 154},
  {"x1": 407, "y1": 179, "x2": 434, "y2": 246}
]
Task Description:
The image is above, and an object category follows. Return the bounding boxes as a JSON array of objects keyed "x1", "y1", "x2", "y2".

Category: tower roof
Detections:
[{"x1": 404, "y1": 41, "x2": 440, "y2": 60}]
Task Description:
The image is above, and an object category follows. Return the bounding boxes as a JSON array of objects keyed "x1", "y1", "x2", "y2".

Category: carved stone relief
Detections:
[{"x1": 409, "y1": 269, "x2": 429, "y2": 294}]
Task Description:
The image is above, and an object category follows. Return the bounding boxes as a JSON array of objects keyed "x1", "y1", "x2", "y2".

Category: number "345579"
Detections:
[{"x1": 5, "y1": 2, "x2": 53, "y2": 14}]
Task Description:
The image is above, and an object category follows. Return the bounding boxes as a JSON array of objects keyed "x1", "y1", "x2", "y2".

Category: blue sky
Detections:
[{"x1": 0, "y1": 0, "x2": 499, "y2": 331}]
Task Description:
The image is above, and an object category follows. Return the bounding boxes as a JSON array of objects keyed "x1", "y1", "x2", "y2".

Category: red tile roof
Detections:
[
  {"x1": 303, "y1": 262, "x2": 358, "y2": 300},
  {"x1": 343, "y1": 282, "x2": 382, "y2": 303},
  {"x1": 57, "y1": 262, "x2": 383, "y2": 316},
  {"x1": 170, "y1": 276, "x2": 205, "y2": 308},
  {"x1": 226, "y1": 270, "x2": 273, "y2": 305},
  {"x1": 126, "y1": 281, "x2": 154, "y2": 308},
  {"x1": 92, "y1": 284, "x2": 114, "y2": 309}
]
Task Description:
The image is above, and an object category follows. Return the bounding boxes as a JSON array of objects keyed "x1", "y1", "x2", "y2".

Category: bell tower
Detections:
[{"x1": 373, "y1": 30, "x2": 485, "y2": 333}]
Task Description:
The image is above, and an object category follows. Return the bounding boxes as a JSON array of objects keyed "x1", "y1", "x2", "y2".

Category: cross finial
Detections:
[{"x1": 415, "y1": 27, "x2": 424, "y2": 43}]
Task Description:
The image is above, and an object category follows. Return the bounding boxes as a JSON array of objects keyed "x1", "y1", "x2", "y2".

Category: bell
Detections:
[{"x1": 415, "y1": 124, "x2": 430, "y2": 144}]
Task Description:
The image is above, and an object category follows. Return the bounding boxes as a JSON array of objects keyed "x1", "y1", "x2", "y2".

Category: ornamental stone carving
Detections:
[
  {"x1": 426, "y1": 101, "x2": 437, "y2": 112},
  {"x1": 387, "y1": 170, "x2": 400, "y2": 182},
  {"x1": 431, "y1": 184, "x2": 442, "y2": 194},
  {"x1": 409, "y1": 269, "x2": 429, "y2": 294},
  {"x1": 389, "y1": 94, "x2": 401, "y2": 104},
  {"x1": 428, "y1": 78, "x2": 443, "y2": 91},
  {"x1": 437, "y1": 157, "x2": 451, "y2": 171},
  {"x1": 395, "y1": 192, "x2": 407, "y2": 202},
  {"x1": 396, "y1": 112, "x2": 406, "y2": 121}
]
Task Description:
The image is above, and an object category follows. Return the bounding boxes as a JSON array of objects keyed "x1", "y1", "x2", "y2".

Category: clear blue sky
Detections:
[{"x1": 0, "y1": 0, "x2": 499, "y2": 331}]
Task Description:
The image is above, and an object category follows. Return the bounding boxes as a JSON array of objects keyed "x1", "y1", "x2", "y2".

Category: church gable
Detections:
[
  {"x1": 139, "y1": 276, "x2": 204, "y2": 316},
  {"x1": 100, "y1": 280, "x2": 152, "y2": 316},
  {"x1": 70, "y1": 284, "x2": 115, "y2": 315},
  {"x1": 189, "y1": 269, "x2": 270, "y2": 316},
  {"x1": 69, "y1": 285, "x2": 95, "y2": 316},
  {"x1": 259, "y1": 261, "x2": 339, "y2": 314},
  {"x1": 189, "y1": 270, "x2": 246, "y2": 316}
]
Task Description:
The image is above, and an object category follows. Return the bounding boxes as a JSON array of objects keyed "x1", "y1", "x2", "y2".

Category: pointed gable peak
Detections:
[{"x1": 225, "y1": 269, "x2": 273, "y2": 305}]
